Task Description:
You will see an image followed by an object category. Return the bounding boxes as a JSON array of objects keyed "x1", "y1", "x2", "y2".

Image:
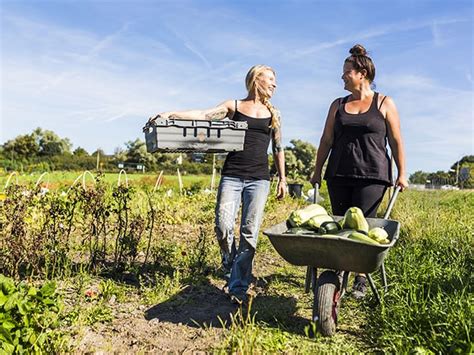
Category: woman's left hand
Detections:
[
  {"x1": 276, "y1": 179, "x2": 287, "y2": 199},
  {"x1": 396, "y1": 176, "x2": 409, "y2": 191}
]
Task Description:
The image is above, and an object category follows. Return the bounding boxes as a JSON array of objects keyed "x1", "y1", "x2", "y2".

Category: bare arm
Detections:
[
  {"x1": 310, "y1": 99, "x2": 339, "y2": 186},
  {"x1": 384, "y1": 97, "x2": 408, "y2": 190},
  {"x1": 149, "y1": 100, "x2": 233, "y2": 122},
  {"x1": 272, "y1": 115, "x2": 286, "y2": 199}
]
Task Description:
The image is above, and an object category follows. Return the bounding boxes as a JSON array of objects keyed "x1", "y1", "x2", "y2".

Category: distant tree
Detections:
[
  {"x1": 112, "y1": 147, "x2": 127, "y2": 162},
  {"x1": 284, "y1": 139, "x2": 317, "y2": 182},
  {"x1": 427, "y1": 170, "x2": 453, "y2": 186},
  {"x1": 33, "y1": 128, "x2": 72, "y2": 156},
  {"x1": 125, "y1": 139, "x2": 157, "y2": 170},
  {"x1": 284, "y1": 150, "x2": 304, "y2": 183},
  {"x1": 73, "y1": 147, "x2": 89, "y2": 157},
  {"x1": 2, "y1": 133, "x2": 40, "y2": 160},
  {"x1": 450, "y1": 155, "x2": 474, "y2": 169},
  {"x1": 450, "y1": 155, "x2": 473, "y2": 188},
  {"x1": 91, "y1": 149, "x2": 106, "y2": 157},
  {"x1": 409, "y1": 171, "x2": 429, "y2": 184}
]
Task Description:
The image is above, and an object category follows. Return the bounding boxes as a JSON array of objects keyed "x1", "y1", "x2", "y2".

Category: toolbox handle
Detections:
[{"x1": 144, "y1": 117, "x2": 247, "y2": 130}]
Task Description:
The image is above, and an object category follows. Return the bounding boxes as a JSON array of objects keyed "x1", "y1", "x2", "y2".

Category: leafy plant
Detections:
[{"x1": 0, "y1": 275, "x2": 65, "y2": 353}]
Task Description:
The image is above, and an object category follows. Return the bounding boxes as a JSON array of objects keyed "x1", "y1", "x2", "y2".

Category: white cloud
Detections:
[{"x1": 288, "y1": 16, "x2": 468, "y2": 60}]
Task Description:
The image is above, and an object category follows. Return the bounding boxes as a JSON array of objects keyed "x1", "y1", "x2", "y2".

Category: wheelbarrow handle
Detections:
[
  {"x1": 313, "y1": 183, "x2": 319, "y2": 204},
  {"x1": 383, "y1": 186, "x2": 401, "y2": 219}
]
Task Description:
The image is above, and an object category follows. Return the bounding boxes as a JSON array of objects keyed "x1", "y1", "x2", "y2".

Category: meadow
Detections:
[{"x1": 0, "y1": 171, "x2": 472, "y2": 353}]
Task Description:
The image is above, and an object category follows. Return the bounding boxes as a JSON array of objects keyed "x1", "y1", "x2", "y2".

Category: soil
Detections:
[
  {"x1": 71, "y1": 277, "x2": 240, "y2": 353},
  {"x1": 68, "y1": 240, "x2": 372, "y2": 353}
]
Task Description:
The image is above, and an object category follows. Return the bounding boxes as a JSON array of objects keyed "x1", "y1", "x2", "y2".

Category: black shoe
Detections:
[{"x1": 352, "y1": 275, "x2": 367, "y2": 299}]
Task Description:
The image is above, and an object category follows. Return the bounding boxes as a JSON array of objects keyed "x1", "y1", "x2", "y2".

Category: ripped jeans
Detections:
[{"x1": 215, "y1": 176, "x2": 270, "y2": 296}]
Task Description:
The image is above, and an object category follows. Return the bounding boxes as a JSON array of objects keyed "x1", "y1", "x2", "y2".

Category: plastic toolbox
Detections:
[{"x1": 143, "y1": 118, "x2": 248, "y2": 153}]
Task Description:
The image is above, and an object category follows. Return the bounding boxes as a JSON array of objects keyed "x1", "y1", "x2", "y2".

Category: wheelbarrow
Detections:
[{"x1": 263, "y1": 185, "x2": 400, "y2": 336}]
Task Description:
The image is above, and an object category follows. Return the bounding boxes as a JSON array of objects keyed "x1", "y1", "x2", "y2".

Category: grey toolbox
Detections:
[{"x1": 143, "y1": 117, "x2": 248, "y2": 153}]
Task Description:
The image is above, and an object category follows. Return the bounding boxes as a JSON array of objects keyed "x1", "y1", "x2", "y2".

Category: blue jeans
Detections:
[{"x1": 215, "y1": 176, "x2": 270, "y2": 296}]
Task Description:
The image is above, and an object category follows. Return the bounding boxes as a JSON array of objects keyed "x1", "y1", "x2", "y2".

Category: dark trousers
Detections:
[{"x1": 326, "y1": 178, "x2": 388, "y2": 218}]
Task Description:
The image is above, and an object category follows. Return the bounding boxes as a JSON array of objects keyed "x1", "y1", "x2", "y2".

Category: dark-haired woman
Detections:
[
  {"x1": 150, "y1": 65, "x2": 286, "y2": 304},
  {"x1": 310, "y1": 44, "x2": 408, "y2": 299}
]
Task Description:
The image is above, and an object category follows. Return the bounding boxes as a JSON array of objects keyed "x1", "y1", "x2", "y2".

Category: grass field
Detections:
[
  {"x1": 0, "y1": 171, "x2": 472, "y2": 353},
  {"x1": 0, "y1": 170, "x2": 213, "y2": 191}
]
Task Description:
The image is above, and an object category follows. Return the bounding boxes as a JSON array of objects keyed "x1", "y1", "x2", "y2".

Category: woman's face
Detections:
[
  {"x1": 256, "y1": 69, "x2": 277, "y2": 98},
  {"x1": 341, "y1": 62, "x2": 364, "y2": 91}
]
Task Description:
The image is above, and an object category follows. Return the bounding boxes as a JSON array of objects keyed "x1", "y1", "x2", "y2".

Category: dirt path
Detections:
[
  {"x1": 73, "y1": 280, "x2": 234, "y2": 352},
  {"x1": 70, "y1": 253, "x2": 372, "y2": 353}
]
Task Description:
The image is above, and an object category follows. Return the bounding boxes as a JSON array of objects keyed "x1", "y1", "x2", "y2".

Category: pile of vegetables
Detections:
[{"x1": 285, "y1": 204, "x2": 390, "y2": 245}]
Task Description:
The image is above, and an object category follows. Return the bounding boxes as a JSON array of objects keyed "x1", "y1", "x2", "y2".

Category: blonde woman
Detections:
[{"x1": 151, "y1": 65, "x2": 286, "y2": 304}]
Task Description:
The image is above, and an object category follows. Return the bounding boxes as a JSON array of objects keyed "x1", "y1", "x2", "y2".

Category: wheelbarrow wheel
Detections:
[{"x1": 313, "y1": 270, "x2": 341, "y2": 337}]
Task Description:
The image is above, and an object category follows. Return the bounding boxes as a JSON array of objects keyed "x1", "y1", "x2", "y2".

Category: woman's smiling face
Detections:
[
  {"x1": 256, "y1": 69, "x2": 277, "y2": 98},
  {"x1": 341, "y1": 62, "x2": 365, "y2": 91}
]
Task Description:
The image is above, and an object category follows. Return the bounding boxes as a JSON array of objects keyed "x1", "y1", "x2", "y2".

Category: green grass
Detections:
[
  {"x1": 364, "y1": 190, "x2": 473, "y2": 353},
  {"x1": 0, "y1": 170, "x2": 213, "y2": 191},
  {"x1": 1, "y1": 173, "x2": 472, "y2": 352}
]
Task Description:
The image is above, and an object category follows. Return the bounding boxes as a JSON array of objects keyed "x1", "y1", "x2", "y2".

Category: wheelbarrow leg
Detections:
[
  {"x1": 340, "y1": 271, "x2": 349, "y2": 298},
  {"x1": 366, "y1": 274, "x2": 381, "y2": 304},
  {"x1": 380, "y1": 261, "x2": 388, "y2": 292},
  {"x1": 305, "y1": 266, "x2": 318, "y2": 293},
  {"x1": 305, "y1": 266, "x2": 312, "y2": 293},
  {"x1": 311, "y1": 267, "x2": 318, "y2": 292}
]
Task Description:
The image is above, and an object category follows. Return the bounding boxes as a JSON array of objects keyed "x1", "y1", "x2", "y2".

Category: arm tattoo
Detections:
[
  {"x1": 205, "y1": 106, "x2": 228, "y2": 121},
  {"x1": 272, "y1": 126, "x2": 283, "y2": 154}
]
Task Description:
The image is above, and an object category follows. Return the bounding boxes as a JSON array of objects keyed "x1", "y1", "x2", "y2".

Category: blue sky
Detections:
[{"x1": 1, "y1": 0, "x2": 473, "y2": 175}]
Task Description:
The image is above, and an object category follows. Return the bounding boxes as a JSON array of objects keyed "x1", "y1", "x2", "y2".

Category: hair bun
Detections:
[{"x1": 349, "y1": 44, "x2": 367, "y2": 56}]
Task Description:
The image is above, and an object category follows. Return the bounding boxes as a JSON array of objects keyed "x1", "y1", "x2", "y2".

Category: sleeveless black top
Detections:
[
  {"x1": 324, "y1": 92, "x2": 392, "y2": 185},
  {"x1": 221, "y1": 106, "x2": 272, "y2": 181}
]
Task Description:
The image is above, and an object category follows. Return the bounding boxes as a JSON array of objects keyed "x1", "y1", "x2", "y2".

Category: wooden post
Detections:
[
  {"x1": 153, "y1": 170, "x2": 164, "y2": 192},
  {"x1": 177, "y1": 168, "x2": 183, "y2": 194}
]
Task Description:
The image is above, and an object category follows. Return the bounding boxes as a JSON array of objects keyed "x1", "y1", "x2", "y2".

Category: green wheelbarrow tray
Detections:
[{"x1": 263, "y1": 217, "x2": 400, "y2": 274}]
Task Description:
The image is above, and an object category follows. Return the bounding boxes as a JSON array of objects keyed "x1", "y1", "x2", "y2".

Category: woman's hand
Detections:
[
  {"x1": 396, "y1": 175, "x2": 409, "y2": 191},
  {"x1": 309, "y1": 173, "x2": 321, "y2": 187},
  {"x1": 148, "y1": 112, "x2": 174, "y2": 124},
  {"x1": 276, "y1": 178, "x2": 287, "y2": 199}
]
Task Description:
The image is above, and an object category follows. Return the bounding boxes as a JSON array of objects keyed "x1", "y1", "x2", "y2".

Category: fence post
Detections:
[{"x1": 177, "y1": 168, "x2": 183, "y2": 194}]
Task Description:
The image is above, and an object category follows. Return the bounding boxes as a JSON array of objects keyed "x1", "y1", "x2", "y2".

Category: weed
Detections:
[{"x1": 0, "y1": 275, "x2": 67, "y2": 353}]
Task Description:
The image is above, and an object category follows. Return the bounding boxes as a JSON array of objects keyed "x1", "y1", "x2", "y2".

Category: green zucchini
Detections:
[
  {"x1": 348, "y1": 231, "x2": 380, "y2": 245},
  {"x1": 319, "y1": 221, "x2": 342, "y2": 234}
]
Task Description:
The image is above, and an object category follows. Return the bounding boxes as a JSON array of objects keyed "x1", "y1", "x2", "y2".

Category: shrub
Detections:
[{"x1": 0, "y1": 275, "x2": 65, "y2": 353}]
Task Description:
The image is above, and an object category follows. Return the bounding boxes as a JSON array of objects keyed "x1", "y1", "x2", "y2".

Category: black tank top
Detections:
[
  {"x1": 221, "y1": 106, "x2": 271, "y2": 180},
  {"x1": 324, "y1": 92, "x2": 392, "y2": 185}
]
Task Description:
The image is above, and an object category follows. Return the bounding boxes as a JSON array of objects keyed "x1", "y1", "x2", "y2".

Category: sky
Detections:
[{"x1": 1, "y1": 0, "x2": 473, "y2": 175}]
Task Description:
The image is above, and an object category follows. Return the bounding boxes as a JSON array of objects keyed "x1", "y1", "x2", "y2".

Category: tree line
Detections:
[
  {"x1": 1, "y1": 128, "x2": 471, "y2": 188},
  {"x1": 408, "y1": 156, "x2": 473, "y2": 189},
  {"x1": 0, "y1": 128, "x2": 194, "y2": 173},
  {"x1": 0, "y1": 128, "x2": 317, "y2": 179}
]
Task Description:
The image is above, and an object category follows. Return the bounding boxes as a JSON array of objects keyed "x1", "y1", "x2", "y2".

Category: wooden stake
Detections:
[{"x1": 177, "y1": 168, "x2": 183, "y2": 194}]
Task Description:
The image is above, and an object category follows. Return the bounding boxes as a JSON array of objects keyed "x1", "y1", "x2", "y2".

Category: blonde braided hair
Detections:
[{"x1": 245, "y1": 65, "x2": 280, "y2": 129}]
